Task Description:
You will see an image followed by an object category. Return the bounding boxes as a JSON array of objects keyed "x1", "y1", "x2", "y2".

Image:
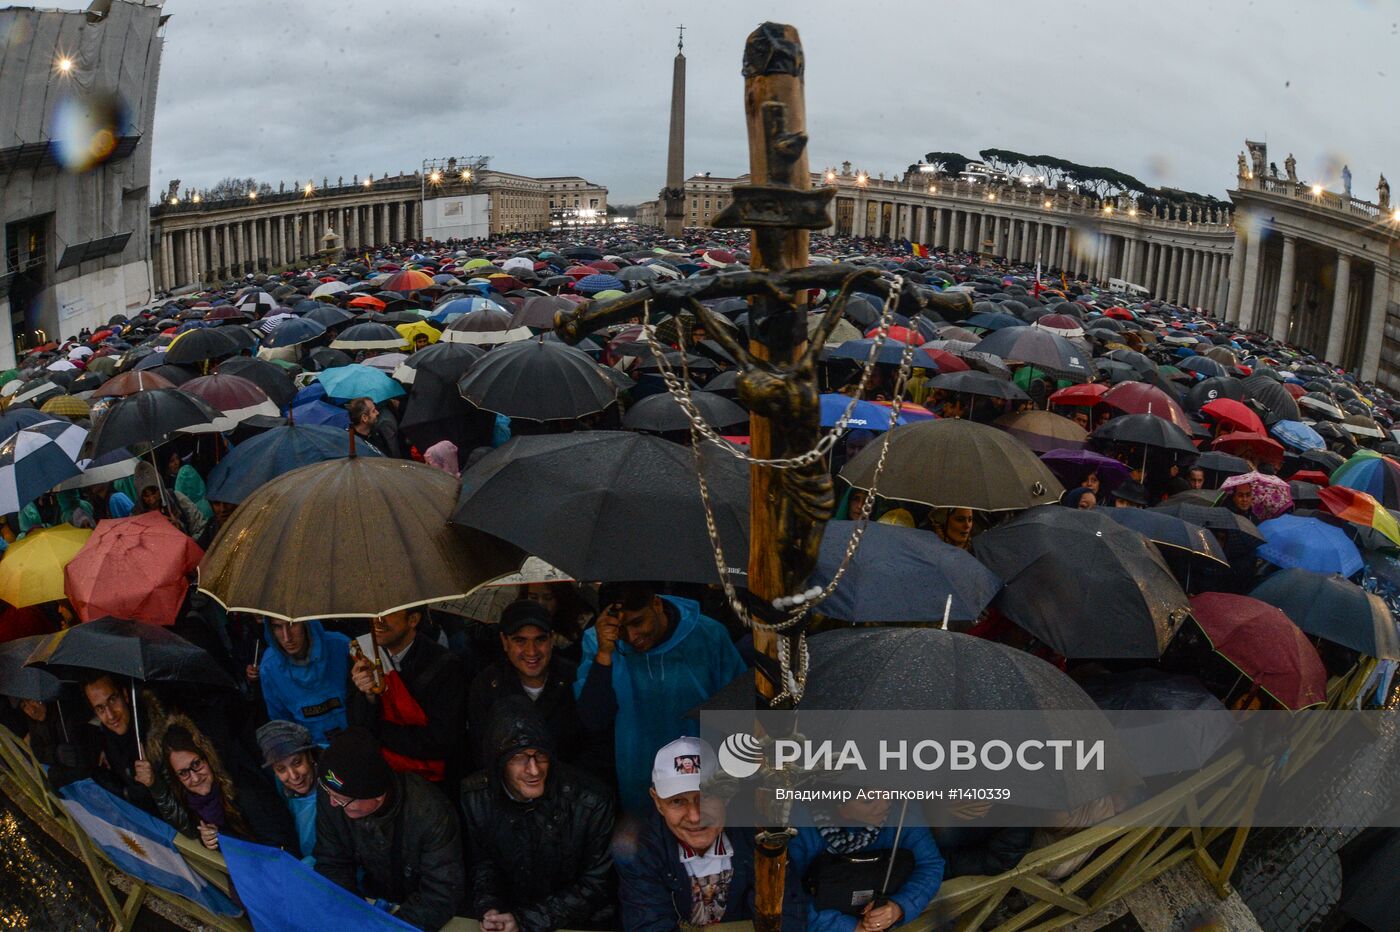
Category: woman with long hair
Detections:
[{"x1": 150, "y1": 715, "x2": 294, "y2": 852}]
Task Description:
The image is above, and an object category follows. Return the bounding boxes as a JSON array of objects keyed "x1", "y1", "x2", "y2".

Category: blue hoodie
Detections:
[
  {"x1": 574, "y1": 595, "x2": 747, "y2": 813},
  {"x1": 259, "y1": 620, "x2": 350, "y2": 745},
  {"x1": 788, "y1": 822, "x2": 944, "y2": 932}
]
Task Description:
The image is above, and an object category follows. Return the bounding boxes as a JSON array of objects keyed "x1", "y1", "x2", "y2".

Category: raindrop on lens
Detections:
[{"x1": 50, "y1": 91, "x2": 128, "y2": 173}]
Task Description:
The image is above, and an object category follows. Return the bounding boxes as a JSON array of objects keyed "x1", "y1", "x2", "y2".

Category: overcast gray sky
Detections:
[{"x1": 150, "y1": 0, "x2": 1400, "y2": 206}]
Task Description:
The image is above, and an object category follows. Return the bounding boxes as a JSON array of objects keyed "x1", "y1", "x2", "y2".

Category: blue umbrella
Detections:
[
  {"x1": 289, "y1": 398, "x2": 349, "y2": 429},
  {"x1": 823, "y1": 338, "x2": 914, "y2": 366},
  {"x1": 811, "y1": 521, "x2": 1002, "y2": 622},
  {"x1": 1250, "y1": 568, "x2": 1400, "y2": 659},
  {"x1": 317, "y1": 364, "x2": 406, "y2": 403},
  {"x1": 263, "y1": 316, "x2": 327, "y2": 349},
  {"x1": 575, "y1": 273, "x2": 624, "y2": 294},
  {"x1": 1269, "y1": 419, "x2": 1326, "y2": 452},
  {"x1": 0, "y1": 408, "x2": 53, "y2": 443},
  {"x1": 429, "y1": 296, "x2": 509, "y2": 324},
  {"x1": 205, "y1": 424, "x2": 380, "y2": 504},
  {"x1": 1256, "y1": 514, "x2": 1364, "y2": 576},
  {"x1": 1178, "y1": 356, "x2": 1228, "y2": 379},
  {"x1": 819, "y1": 394, "x2": 906, "y2": 432}
]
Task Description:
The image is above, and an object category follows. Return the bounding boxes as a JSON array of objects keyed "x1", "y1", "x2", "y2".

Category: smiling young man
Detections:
[
  {"x1": 348, "y1": 607, "x2": 467, "y2": 787},
  {"x1": 459, "y1": 697, "x2": 616, "y2": 932},
  {"x1": 314, "y1": 727, "x2": 464, "y2": 930},
  {"x1": 256, "y1": 720, "x2": 320, "y2": 864},
  {"x1": 467, "y1": 600, "x2": 586, "y2": 772}
]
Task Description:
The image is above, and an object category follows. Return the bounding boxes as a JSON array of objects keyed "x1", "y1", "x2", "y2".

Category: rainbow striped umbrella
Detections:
[
  {"x1": 1331, "y1": 450, "x2": 1400, "y2": 509},
  {"x1": 1317, "y1": 485, "x2": 1400, "y2": 548}
]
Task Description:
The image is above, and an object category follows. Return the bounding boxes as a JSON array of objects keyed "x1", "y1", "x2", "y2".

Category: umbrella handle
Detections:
[
  {"x1": 131, "y1": 680, "x2": 143, "y2": 761},
  {"x1": 940, "y1": 593, "x2": 952, "y2": 631}
]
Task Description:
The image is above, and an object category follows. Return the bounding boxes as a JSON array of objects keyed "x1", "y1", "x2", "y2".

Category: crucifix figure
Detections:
[{"x1": 677, "y1": 23, "x2": 685, "y2": 51}]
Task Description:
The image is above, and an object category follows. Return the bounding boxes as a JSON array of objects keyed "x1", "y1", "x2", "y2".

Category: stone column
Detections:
[
  {"x1": 1361, "y1": 265, "x2": 1390, "y2": 381},
  {"x1": 1325, "y1": 254, "x2": 1353, "y2": 365},
  {"x1": 1271, "y1": 236, "x2": 1297, "y2": 342},
  {"x1": 1238, "y1": 232, "x2": 1267, "y2": 331},
  {"x1": 1154, "y1": 246, "x2": 1168, "y2": 298},
  {"x1": 396, "y1": 201, "x2": 405, "y2": 242},
  {"x1": 274, "y1": 216, "x2": 284, "y2": 266},
  {"x1": 1164, "y1": 248, "x2": 1180, "y2": 303},
  {"x1": 1214, "y1": 255, "x2": 1231, "y2": 313},
  {"x1": 1060, "y1": 226, "x2": 1071, "y2": 272},
  {"x1": 1185, "y1": 250, "x2": 1199, "y2": 306},
  {"x1": 974, "y1": 213, "x2": 986, "y2": 253},
  {"x1": 1225, "y1": 224, "x2": 1248, "y2": 322},
  {"x1": 218, "y1": 226, "x2": 231, "y2": 278},
  {"x1": 932, "y1": 208, "x2": 945, "y2": 248}
]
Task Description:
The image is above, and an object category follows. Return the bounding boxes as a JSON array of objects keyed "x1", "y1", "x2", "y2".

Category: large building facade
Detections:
[
  {"x1": 147, "y1": 168, "x2": 607, "y2": 290},
  {"x1": 639, "y1": 150, "x2": 1400, "y2": 388},
  {"x1": 0, "y1": 0, "x2": 166, "y2": 367}
]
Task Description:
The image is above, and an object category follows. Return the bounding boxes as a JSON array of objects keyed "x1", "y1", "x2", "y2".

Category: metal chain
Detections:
[
  {"x1": 638, "y1": 278, "x2": 909, "y2": 468},
  {"x1": 637, "y1": 277, "x2": 917, "y2": 706}
]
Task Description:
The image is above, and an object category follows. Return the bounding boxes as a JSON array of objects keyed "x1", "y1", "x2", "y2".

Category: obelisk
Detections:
[{"x1": 662, "y1": 26, "x2": 686, "y2": 237}]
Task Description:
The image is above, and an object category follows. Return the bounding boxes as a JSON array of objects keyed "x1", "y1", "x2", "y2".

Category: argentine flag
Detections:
[
  {"x1": 59, "y1": 779, "x2": 239, "y2": 917},
  {"x1": 220, "y1": 835, "x2": 416, "y2": 931}
]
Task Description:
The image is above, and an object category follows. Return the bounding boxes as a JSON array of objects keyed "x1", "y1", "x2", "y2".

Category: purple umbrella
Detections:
[{"x1": 1039, "y1": 448, "x2": 1132, "y2": 493}]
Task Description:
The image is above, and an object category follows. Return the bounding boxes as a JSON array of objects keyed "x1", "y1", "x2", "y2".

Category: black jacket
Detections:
[
  {"x1": 150, "y1": 761, "x2": 297, "y2": 853},
  {"x1": 615, "y1": 811, "x2": 806, "y2": 932},
  {"x1": 315, "y1": 771, "x2": 465, "y2": 931},
  {"x1": 465, "y1": 657, "x2": 585, "y2": 771},
  {"x1": 459, "y1": 700, "x2": 616, "y2": 932},
  {"x1": 347, "y1": 635, "x2": 467, "y2": 782}
]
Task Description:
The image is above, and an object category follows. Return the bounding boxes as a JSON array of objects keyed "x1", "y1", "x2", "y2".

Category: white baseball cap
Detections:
[{"x1": 651, "y1": 737, "x2": 716, "y2": 799}]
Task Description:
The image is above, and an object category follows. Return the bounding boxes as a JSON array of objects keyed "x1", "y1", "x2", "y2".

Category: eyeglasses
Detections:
[
  {"x1": 507, "y1": 750, "x2": 551, "y2": 769},
  {"x1": 174, "y1": 757, "x2": 207, "y2": 781}
]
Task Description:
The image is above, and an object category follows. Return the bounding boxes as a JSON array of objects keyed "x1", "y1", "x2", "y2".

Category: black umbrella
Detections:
[
  {"x1": 26, "y1": 617, "x2": 233, "y2": 688},
  {"x1": 1101, "y1": 507, "x2": 1227, "y2": 563},
  {"x1": 1249, "y1": 568, "x2": 1400, "y2": 659},
  {"x1": 1185, "y1": 376, "x2": 1250, "y2": 413},
  {"x1": 973, "y1": 507, "x2": 1192, "y2": 658},
  {"x1": 1242, "y1": 373, "x2": 1301, "y2": 425},
  {"x1": 452, "y1": 431, "x2": 748, "y2": 584},
  {"x1": 841, "y1": 418, "x2": 1063, "y2": 511},
  {"x1": 306, "y1": 347, "x2": 353, "y2": 371},
  {"x1": 304, "y1": 305, "x2": 356, "y2": 328},
  {"x1": 400, "y1": 344, "x2": 490, "y2": 453},
  {"x1": 87, "y1": 388, "x2": 218, "y2": 457},
  {"x1": 1091, "y1": 413, "x2": 1197, "y2": 454},
  {"x1": 1078, "y1": 669, "x2": 1238, "y2": 776},
  {"x1": 0, "y1": 635, "x2": 62, "y2": 701},
  {"x1": 929, "y1": 370, "x2": 1029, "y2": 401},
  {"x1": 810, "y1": 521, "x2": 1002, "y2": 623},
  {"x1": 974, "y1": 327, "x2": 1092, "y2": 381},
  {"x1": 1152, "y1": 501, "x2": 1266, "y2": 543},
  {"x1": 1193, "y1": 450, "x2": 1252, "y2": 479},
  {"x1": 216, "y1": 357, "x2": 297, "y2": 409},
  {"x1": 163, "y1": 327, "x2": 244, "y2": 365},
  {"x1": 799, "y1": 627, "x2": 1135, "y2": 809},
  {"x1": 457, "y1": 338, "x2": 617, "y2": 422},
  {"x1": 701, "y1": 369, "x2": 740, "y2": 398},
  {"x1": 622, "y1": 391, "x2": 748, "y2": 434}
]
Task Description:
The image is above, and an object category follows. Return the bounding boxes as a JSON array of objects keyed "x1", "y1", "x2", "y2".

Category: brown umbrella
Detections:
[
  {"x1": 197, "y1": 456, "x2": 523, "y2": 620},
  {"x1": 90, "y1": 369, "x2": 175, "y2": 399},
  {"x1": 992, "y1": 409, "x2": 1089, "y2": 453}
]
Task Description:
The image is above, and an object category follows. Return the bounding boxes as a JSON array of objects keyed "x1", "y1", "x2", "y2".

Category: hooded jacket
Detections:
[
  {"x1": 459, "y1": 698, "x2": 616, "y2": 932},
  {"x1": 574, "y1": 596, "x2": 746, "y2": 813},
  {"x1": 315, "y1": 770, "x2": 464, "y2": 931},
  {"x1": 259, "y1": 619, "x2": 350, "y2": 745},
  {"x1": 132, "y1": 460, "x2": 208, "y2": 541}
]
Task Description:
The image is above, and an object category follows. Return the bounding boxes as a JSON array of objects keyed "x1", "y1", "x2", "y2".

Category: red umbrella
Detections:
[
  {"x1": 918, "y1": 347, "x2": 970, "y2": 373},
  {"x1": 1102, "y1": 382, "x2": 1192, "y2": 431},
  {"x1": 179, "y1": 374, "x2": 279, "y2": 424},
  {"x1": 1213, "y1": 431, "x2": 1285, "y2": 466},
  {"x1": 869, "y1": 325, "x2": 925, "y2": 346},
  {"x1": 1104, "y1": 307, "x2": 1134, "y2": 320},
  {"x1": 564, "y1": 265, "x2": 596, "y2": 279},
  {"x1": 1290, "y1": 469, "x2": 1330, "y2": 486},
  {"x1": 1188, "y1": 593, "x2": 1327, "y2": 710},
  {"x1": 1283, "y1": 383, "x2": 1306, "y2": 399},
  {"x1": 587, "y1": 260, "x2": 620, "y2": 273},
  {"x1": 381, "y1": 269, "x2": 436, "y2": 292},
  {"x1": 64, "y1": 513, "x2": 204, "y2": 627},
  {"x1": 1201, "y1": 398, "x2": 1266, "y2": 435},
  {"x1": 348, "y1": 295, "x2": 386, "y2": 310},
  {"x1": 1049, "y1": 383, "x2": 1109, "y2": 407}
]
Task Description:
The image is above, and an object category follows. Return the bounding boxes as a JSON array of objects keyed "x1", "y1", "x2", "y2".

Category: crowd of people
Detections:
[{"x1": 2, "y1": 224, "x2": 1398, "y2": 931}]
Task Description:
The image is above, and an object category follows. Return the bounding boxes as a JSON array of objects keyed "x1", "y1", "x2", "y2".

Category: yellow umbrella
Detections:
[
  {"x1": 395, "y1": 321, "x2": 441, "y2": 349},
  {"x1": 40, "y1": 394, "x2": 91, "y2": 419},
  {"x1": 0, "y1": 524, "x2": 93, "y2": 607}
]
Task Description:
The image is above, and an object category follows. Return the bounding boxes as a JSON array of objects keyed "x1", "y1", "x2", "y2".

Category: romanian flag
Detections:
[{"x1": 911, "y1": 243, "x2": 930, "y2": 258}]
